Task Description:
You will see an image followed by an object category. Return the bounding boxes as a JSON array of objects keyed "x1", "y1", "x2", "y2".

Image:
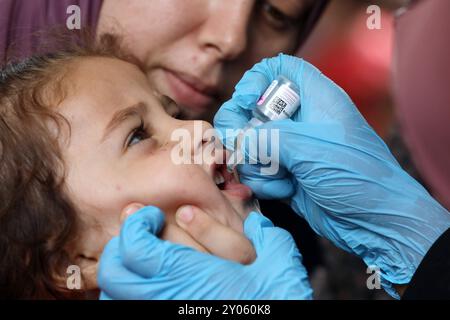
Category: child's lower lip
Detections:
[{"x1": 222, "y1": 181, "x2": 253, "y2": 200}]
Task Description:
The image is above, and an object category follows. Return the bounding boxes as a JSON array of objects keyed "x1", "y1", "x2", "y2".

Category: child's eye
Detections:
[
  {"x1": 258, "y1": 1, "x2": 297, "y2": 30},
  {"x1": 126, "y1": 122, "x2": 150, "y2": 147}
]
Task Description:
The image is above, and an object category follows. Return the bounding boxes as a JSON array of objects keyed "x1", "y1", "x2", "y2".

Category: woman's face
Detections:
[
  {"x1": 97, "y1": 0, "x2": 310, "y2": 120},
  {"x1": 58, "y1": 57, "x2": 255, "y2": 288}
]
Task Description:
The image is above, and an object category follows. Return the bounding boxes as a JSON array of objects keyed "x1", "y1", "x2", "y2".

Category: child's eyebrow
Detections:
[{"x1": 101, "y1": 102, "x2": 148, "y2": 142}]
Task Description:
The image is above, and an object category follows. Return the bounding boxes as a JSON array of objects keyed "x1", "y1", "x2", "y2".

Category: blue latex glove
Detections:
[
  {"x1": 214, "y1": 54, "x2": 450, "y2": 298},
  {"x1": 98, "y1": 206, "x2": 312, "y2": 300}
]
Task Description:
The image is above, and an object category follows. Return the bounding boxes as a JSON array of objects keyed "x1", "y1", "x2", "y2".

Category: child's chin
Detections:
[{"x1": 222, "y1": 191, "x2": 257, "y2": 221}]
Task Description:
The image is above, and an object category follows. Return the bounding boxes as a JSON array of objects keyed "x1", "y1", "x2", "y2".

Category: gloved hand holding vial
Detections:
[
  {"x1": 226, "y1": 75, "x2": 301, "y2": 172},
  {"x1": 215, "y1": 54, "x2": 450, "y2": 298}
]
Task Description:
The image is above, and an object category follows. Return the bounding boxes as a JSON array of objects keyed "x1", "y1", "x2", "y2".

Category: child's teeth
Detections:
[{"x1": 214, "y1": 172, "x2": 225, "y2": 185}]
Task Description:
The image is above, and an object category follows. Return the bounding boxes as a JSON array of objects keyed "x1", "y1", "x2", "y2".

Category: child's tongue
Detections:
[{"x1": 216, "y1": 164, "x2": 253, "y2": 200}]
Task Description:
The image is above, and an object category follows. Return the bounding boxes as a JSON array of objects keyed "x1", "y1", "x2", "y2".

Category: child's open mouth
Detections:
[{"x1": 213, "y1": 163, "x2": 253, "y2": 200}]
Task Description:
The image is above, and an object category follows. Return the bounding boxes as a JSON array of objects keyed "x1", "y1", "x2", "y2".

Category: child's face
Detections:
[{"x1": 58, "y1": 57, "x2": 255, "y2": 288}]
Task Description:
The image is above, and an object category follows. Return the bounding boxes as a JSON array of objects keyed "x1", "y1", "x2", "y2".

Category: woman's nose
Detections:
[{"x1": 197, "y1": 0, "x2": 253, "y2": 60}]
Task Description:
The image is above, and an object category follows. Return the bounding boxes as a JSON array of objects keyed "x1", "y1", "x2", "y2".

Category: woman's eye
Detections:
[
  {"x1": 259, "y1": 1, "x2": 296, "y2": 30},
  {"x1": 127, "y1": 124, "x2": 150, "y2": 147}
]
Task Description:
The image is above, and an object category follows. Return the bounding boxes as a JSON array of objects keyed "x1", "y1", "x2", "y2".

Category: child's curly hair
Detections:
[{"x1": 0, "y1": 30, "x2": 141, "y2": 299}]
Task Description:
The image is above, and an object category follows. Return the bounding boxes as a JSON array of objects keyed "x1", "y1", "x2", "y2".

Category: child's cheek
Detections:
[
  {"x1": 121, "y1": 148, "x2": 224, "y2": 221},
  {"x1": 122, "y1": 162, "x2": 204, "y2": 213}
]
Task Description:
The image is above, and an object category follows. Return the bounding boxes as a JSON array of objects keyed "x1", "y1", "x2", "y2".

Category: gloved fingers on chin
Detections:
[
  {"x1": 119, "y1": 206, "x2": 170, "y2": 278},
  {"x1": 97, "y1": 237, "x2": 156, "y2": 299},
  {"x1": 121, "y1": 205, "x2": 165, "y2": 239}
]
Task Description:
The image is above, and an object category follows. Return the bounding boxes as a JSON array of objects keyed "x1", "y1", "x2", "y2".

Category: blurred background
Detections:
[
  {"x1": 296, "y1": 0, "x2": 410, "y2": 300},
  {"x1": 302, "y1": 0, "x2": 408, "y2": 138}
]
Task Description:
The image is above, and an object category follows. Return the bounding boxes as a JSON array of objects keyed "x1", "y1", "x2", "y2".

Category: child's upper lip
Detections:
[{"x1": 208, "y1": 149, "x2": 254, "y2": 200}]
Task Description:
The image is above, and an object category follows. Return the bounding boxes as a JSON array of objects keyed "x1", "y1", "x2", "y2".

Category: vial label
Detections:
[{"x1": 265, "y1": 84, "x2": 300, "y2": 118}]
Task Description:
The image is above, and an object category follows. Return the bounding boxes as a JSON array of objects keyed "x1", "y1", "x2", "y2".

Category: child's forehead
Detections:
[
  {"x1": 58, "y1": 57, "x2": 158, "y2": 123},
  {"x1": 71, "y1": 57, "x2": 148, "y2": 89},
  {"x1": 68, "y1": 57, "x2": 153, "y2": 102}
]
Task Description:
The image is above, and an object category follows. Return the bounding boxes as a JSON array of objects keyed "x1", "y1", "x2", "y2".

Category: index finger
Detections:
[{"x1": 175, "y1": 205, "x2": 256, "y2": 265}]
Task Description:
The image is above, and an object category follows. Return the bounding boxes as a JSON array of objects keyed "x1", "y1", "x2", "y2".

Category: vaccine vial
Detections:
[{"x1": 226, "y1": 75, "x2": 301, "y2": 172}]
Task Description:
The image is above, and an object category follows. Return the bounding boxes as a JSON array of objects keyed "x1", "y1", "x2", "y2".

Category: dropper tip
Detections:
[{"x1": 226, "y1": 163, "x2": 236, "y2": 173}]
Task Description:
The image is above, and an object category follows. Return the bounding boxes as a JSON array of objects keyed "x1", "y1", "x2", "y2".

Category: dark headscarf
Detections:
[{"x1": 0, "y1": 0, "x2": 103, "y2": 62}]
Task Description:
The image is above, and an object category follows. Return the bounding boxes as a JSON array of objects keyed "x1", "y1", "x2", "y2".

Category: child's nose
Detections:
[
  {"x1": 170, "y1": 120, "x2": 223, "y2": 166},
  {"x1": 188, "y1": 120, "x2": 214, "y2": 157}
]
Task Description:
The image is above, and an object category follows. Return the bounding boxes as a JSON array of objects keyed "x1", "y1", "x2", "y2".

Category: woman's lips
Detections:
[{"x1": 163, "y1": 69, "x2": 217, "y2": 112}]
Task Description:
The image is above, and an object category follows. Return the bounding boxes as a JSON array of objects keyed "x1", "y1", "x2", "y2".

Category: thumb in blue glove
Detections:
[{"x1": 98, "y1": 205, "x2": 313, "y2": 300}]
